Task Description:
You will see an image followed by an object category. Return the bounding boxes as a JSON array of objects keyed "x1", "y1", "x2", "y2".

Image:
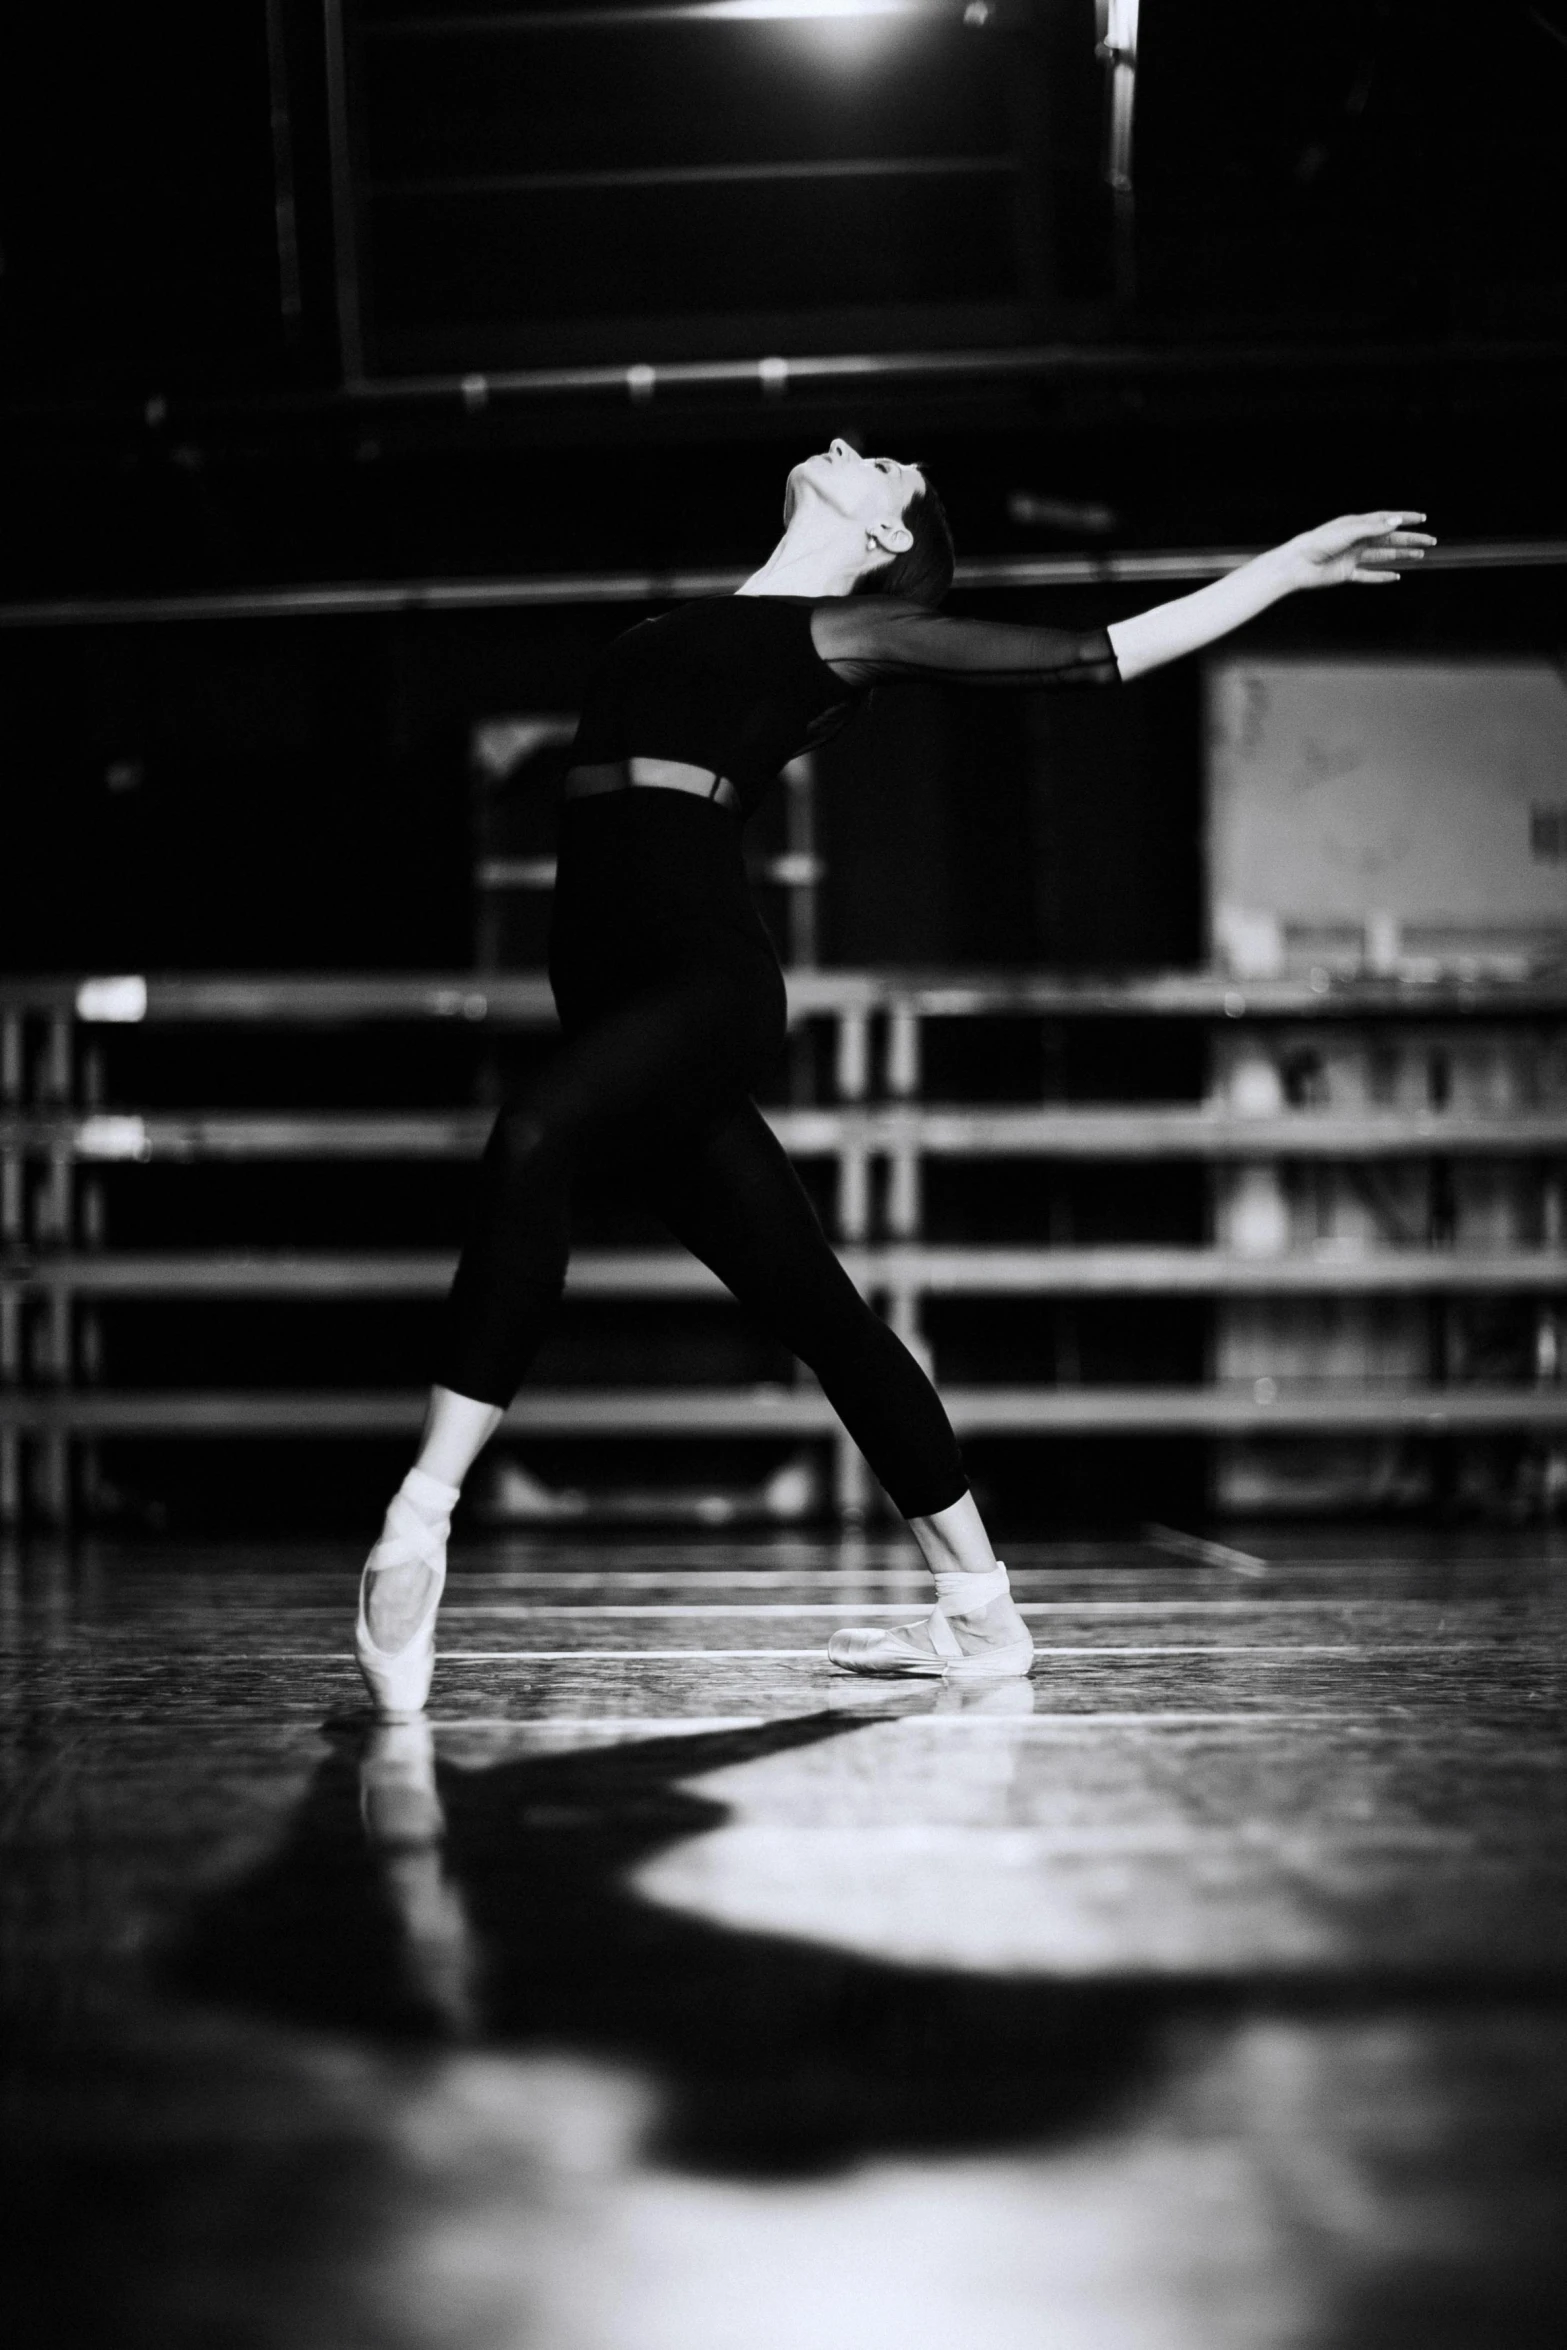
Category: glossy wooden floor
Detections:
[{"x1": 4, "y1": 1525, "x2": 1567, "y2": 2349}]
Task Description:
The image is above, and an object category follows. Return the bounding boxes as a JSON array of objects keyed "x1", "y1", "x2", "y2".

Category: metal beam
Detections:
[
  {"x1": 7, "y1": 970, "x2": 1567, "y2": 1023},
  {"x1": 3, "y1": 1384, "x2": 1564, "y2": 1436},
  {"x1": 322, "y1": 0, "x2": 366, "y2": 386},
  {"x1": 7, "y1": 1106, "x2": 1567, "y2": 1163},
  {"x1": 372, "y1": 4, "x2": 997, "y2": 35},
  {"x1": 8, "y1": 334, "x2": 1560, "y2": 441},
  {"x1": 371, "y1": 157, "x2": 1019, "y2": 198},
  {"x1": 6, "y1": 1247, "x2": 1565, "y2": 1299},
  {"x1": 263, "y1": 0, "x2": 304, "y2": 338},
  {"x1": 2, "y1": 539, "x2": 1563, "y2": 631}
]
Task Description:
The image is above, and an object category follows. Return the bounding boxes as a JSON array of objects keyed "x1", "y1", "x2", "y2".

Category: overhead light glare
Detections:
[{"x1": 702, "y1": 1, "x2": 929, "y2": 21}]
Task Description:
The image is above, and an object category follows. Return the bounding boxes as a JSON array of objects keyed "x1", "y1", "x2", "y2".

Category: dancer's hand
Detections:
[
  {"x1": 1281, "y1": 512, "x2": 1436, "y2": 590},
  {"x1": 1106, "y1": 511, "x2": 1436, "y2": 680}
]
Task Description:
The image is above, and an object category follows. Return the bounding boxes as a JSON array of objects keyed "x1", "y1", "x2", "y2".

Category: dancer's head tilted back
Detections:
[
  {"x1": 853, "y1": 467, "x2": 954, "y2": 607},
  {"x1": 771, "y1": 438, "x2": 955, "y2": 606}
]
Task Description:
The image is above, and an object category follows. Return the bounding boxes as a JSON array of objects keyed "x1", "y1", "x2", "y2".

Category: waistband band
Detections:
[{"x1": 563, "y1": 758, "x2": 740, "y2": 814}]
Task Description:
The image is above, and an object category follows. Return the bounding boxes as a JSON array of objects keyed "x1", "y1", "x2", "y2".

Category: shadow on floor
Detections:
[{"x1": 168, "y1": 1708, "x2": 1182, "y2": 2179}]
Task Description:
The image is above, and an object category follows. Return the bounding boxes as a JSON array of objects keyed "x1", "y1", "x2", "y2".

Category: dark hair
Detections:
[{"x1": 853, "y1": 469, "x2": 955, "y2": 608}]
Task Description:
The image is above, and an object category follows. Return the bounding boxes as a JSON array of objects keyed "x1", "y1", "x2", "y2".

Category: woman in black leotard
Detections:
[{"x1": 354, "y1": 443, "x2": 1432, "y2": 1714}]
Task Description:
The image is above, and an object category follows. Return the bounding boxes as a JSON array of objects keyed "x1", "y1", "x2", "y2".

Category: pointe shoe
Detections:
[
  {"x1": 354, "y1": 1478, "x2": 455, "y2": 1718},
  {"x1": 827, "y1": 1612, "x2": 960, "y2": 1679},
  {"x1": 827, "y1": 1562, "x2": 1034, "y2": 1683}
]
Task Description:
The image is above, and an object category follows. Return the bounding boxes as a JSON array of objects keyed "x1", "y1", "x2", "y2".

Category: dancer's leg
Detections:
[
  {"x1": 364, "y1": 1388, "x2": 503, "y2": 1651},
  {"x1": 437, "y1": 967, "x2": 769, "y2": 1408},
  {"x1": 363, "y1": 972, "x2": 766, "y2": 1675},
  {"x1": 909, "y1": 1486, "x2": 1002, "y2": 1592},
  {"x1": 414, "y1": 1385, "x2": 506, "y2": 1488},
  {"x1": 363, "y1": 1047, "x2": 582, "y2": 1662},
  {"x1": 644, "y1": 1103, "x2": 1029, "y2": 1660}
]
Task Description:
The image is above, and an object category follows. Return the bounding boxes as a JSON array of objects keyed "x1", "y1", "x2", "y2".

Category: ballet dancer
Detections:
[{"x1": 354, "y1": 440, "x2": 1432, "y2": 1713}]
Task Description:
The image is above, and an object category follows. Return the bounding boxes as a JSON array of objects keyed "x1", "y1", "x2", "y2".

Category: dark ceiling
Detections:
[{"x1": 2, "y1": 0, "x2": 1564, "y2": 594}]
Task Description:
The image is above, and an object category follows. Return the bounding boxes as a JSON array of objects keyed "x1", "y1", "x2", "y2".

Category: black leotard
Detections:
[
  {"x1": 567, "y1": 594, "x2": 1120, "y2": 817},
  {"x1": 438, "y1": 595, "x2": 1121, "y2": 1517}
]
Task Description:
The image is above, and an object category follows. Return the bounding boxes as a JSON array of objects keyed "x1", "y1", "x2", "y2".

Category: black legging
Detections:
[{"x1": 437, "y1": 788, "x2": 968, "y2": 1520}]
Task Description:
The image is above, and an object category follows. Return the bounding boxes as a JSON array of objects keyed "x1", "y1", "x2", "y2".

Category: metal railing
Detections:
[
  {"x1": 5, "y1": 538, "x2": 1564, "y2": 632},
  {"x1": 3, "y1": 967, "x2": 1564, "y2": 1524}
]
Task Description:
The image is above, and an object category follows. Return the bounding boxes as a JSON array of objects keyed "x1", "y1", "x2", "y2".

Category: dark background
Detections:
[{"x1": 2, "y1": 0, "x2": 1564, "y2": 1527}]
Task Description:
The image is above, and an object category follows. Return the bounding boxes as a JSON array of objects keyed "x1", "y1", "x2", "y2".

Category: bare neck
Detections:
[{"x1": 737, "y1": 515, "x2": 868, "y2": 600}]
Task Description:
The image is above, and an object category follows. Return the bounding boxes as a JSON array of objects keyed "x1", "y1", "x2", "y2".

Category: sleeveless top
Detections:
[{"x1": 567, "y1": 594, "x2": 1121, "y2": 822}]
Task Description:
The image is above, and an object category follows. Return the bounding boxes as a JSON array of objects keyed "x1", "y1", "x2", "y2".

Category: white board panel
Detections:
[{"x1": 1206, "y1": 660, "x2": 1567, "y2": 946}]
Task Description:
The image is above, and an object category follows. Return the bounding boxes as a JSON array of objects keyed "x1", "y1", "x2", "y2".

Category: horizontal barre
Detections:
[
  {"x1": 865, "y1": 1246, "x2": 1567, "y2": 1294},
  {"x1": 863, "y1": 1109, "x2": 1567, "y2": 1158},
  {"x1": 3, "y1": 550, "x2": 1563, "y2": 633},
  {"x1": 4, "y1": 1247, "x2": 1565, "y2": 1299},
  {"x1": 8, "y1": 1107, "x2": 1567, "y2": 1161},
  {"x1": 7, "y1": 969, "x2": 1567, "y2": 1023},
  {"x1": 9, "y1": 337, "x2": 1563, "y2": 452},
  {"x1": 3, "y1": 1385, "x2": 1565, "y2": 1436}
]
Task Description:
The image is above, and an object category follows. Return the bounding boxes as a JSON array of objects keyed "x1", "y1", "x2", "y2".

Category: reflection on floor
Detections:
[{"x1": 3, "y1": 1528, "x2": 1566, "y2": 2348}]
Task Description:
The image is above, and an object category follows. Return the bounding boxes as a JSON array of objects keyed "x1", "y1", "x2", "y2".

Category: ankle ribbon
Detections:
[
  {"x1": 370, "y1": 1489, "x2": 450, "y2": 1573},
  {"x1": 933, "y1": 1562, "x2": 1009, "y2": 1616}
]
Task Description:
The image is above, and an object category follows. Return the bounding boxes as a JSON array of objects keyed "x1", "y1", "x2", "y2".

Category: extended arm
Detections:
[
  {"x1": 810, "y1": 600, "x2": 1121, "y2": 689},
  {"x1": 810, "y1": 511, "x2": 1433, "y2": 689},
  {"x1": 1106, "y1": 511, "x2": 1434, "y2": 682}
]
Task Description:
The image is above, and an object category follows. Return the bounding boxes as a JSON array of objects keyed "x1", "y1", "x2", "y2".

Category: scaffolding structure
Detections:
[{"x1": 3, "y1": 967, "x2": 1564, "y2": 1526}]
